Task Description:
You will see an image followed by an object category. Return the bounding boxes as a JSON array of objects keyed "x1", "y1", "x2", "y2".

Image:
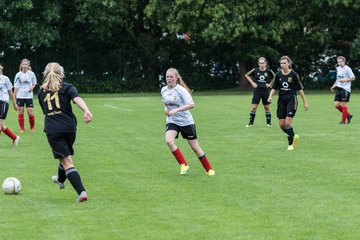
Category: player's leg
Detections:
[
  {"x1": 247, "y1": 90, "x2": 260, "y2": 127},
  {"x1": 0, "y1": 102, "x2": 19, "y2": 146},
  {"x1": 165, "y1": 124, "x2": 188, "y2": 174},
  {"x1": 26, "y1": 100, "x2": 35, "y2": 132},
  {"x1": 187, "y1": 139, "x2": 214, "y2": 176},
  {"x1": 17, "y1": 99, "x2": 25, "y2": 133},
  {"x1": 263, "y1": 89, "x2": 272, "y2": 126},
  {"x1": 340, "y1": 90, "x2": 351, "y2": 124}
]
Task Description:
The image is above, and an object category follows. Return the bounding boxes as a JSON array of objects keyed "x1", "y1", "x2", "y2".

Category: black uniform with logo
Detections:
[
  {"x1": 271, "y1": 70, "x2": 304, "y2": 119},
  {"x1": 246, "y1": 68, "x2": 275, "y2": 105},
  {"x1": 38, "y1": 82, "x2": 79, "y2": 159}
]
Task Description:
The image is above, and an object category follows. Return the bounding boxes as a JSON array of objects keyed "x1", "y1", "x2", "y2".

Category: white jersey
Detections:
[
  {"x1": 0, "y1": 75, "x2": 13, "y2": 103},
  {"x1": 335, "y1": 65, "x2": 355, "y2": 92},
  {"x1": 161, "y1": 84, "x2": 195, "y2": 126},
  {"x1": 14, "y1": 70, "x2": 37, "y2": 99}
]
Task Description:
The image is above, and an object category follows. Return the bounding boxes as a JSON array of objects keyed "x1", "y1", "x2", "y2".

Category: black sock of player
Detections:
[
  {"x1": 65, "y1": 167, "x2": 85, "y2": 195},
  {"x1": 58, "y1": 164, "x2": 66, "y2": 183},
  {"x1": 285, "y1": 126, "x2": 295, "y2": 145},
  {"x1": 249, "y1": 111, "x2": 256, "y2": 124},
  {"x1": 266, "y1": 112, "x2": 271, "y2": 125}
]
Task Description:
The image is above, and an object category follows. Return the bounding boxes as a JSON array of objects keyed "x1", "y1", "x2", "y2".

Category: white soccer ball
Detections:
[{"x1": 2, "y1": 177, "x2": 21, "y2": 195}]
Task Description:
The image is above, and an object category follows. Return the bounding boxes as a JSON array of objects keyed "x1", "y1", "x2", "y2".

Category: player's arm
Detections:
[
  {"x1": 267, "y1": 70, "x2": 276, "y2": 88},
  {"x1": 245, "y1": 69, "x2": 257, "y2": 88},
  {"x1": 167, "y1": 103, "x2": 194, "y2": 116},
  {"x1": 299, "y1": 89, "x2": 308, "y2": 111},
  {"x1": 8, "y1": 89, "x2": 18, "y2": 111},
  {"x1": 267, "y1": 89, "x2": 276, "y2": 103},
  {"x1": 73, "y1": 96, "x2": 92, "y2": 123}
]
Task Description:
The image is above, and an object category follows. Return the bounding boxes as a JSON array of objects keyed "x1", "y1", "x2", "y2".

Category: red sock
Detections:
[
  {"x1": 336, "y1": 105, "x2": 343, "y2": 113},
  {"x1": 172, "y1": 148, "x2": 187, "y2": 165},
  {"x1": 199, "y1": 155, "x2": 212, "y2": 172},
  {"x1": 342, "y1": 106, "x2": 349, "y2": 123},
  {"x1": 3, "y1": 128, "x2": 17, "y2": 141},
  {"x1": 29, "y1": 115, "x2": 35, "y2": 129},
  {"x1": 18, "y1": 114, "x2": 25, "y2": 131}
]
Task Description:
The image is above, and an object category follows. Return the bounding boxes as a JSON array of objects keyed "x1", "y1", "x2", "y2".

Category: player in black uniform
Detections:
[
  {"x1": 38, "y1": 62, "x2": 92, "y2": 202},
  {"x1": 245, "y1": 57, "x2": 275, "y2": 127},
  {"x1": 268, "y1": 56, "x2": 308, "y2": 151}
]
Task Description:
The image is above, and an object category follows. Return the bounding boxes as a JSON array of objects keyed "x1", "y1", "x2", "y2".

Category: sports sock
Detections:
[
  {"x1": 18, "y1": 114, "x2": 25, "y2": 131},
  {"x1": 199, "y1": 154, "x2": 212, "y2": 172},
  {"x1": 172, "y1": 148, "x2": 187, "y2": 165},
  {"x1": 249, "y1": 111, "x2": 256, "y2": 125},
  {"x1": 29, "y1": 115, "x2": 35, "y2": 129},
  {"x1": 58, "y1": 164, "x2": 67, "y2": 183},
  {"x1": 285, "y1": 126, "x2": 295, "y2": 145},
  {"x1": 282, "y1": 127, "x2": 295, "y2": 145},
  {"x1": 266, "y1": 112, "x2": 271, "y2": 125},
  {"x1": 342, "y1": 106, "x2": 349, "y2": 123},
  {"x1": 65, "y1": 167, "x2": 85, "y2": 195},
  {"x1": 3, "y1": 128, "x2": 17, "y2": 141},
  {"x1": 336, "y1": 105, "x2": 343, "y2": 113}
]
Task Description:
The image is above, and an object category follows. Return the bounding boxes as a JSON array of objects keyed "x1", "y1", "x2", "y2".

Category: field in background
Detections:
[{"x1": 1, "y1": 92, "x2": 360, "y2": 239}]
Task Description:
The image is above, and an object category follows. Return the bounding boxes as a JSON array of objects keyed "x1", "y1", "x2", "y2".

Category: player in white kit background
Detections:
[
  {"x1": 161, "y1": 68, "x2": 215, "y2": 176},
  {"x1": 330, "y1": 56, "x2": 356, "y2": 124},
  {"x1": 14, "y1": 58, "x2": 37, "y2": 133},
  {"x1": 0, "y1": 64, "x2": 20, "y2": 146}
]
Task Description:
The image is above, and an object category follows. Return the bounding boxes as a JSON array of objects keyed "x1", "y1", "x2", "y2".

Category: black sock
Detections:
[
  {"x1": 65, "y1": 167, "x2": 85, "y2": 195},
  {"x1": 266, "y1": 112, "x2": 271, "y2": 125},
  {"x1": 249, "y1": 111, "x2": 256, "y2": 124},
  {"x1": 285, "y1": 126, "x2": 295, "y2": 145},
  {"x1": 58, "y1": 164, "x2": 66, "y2": 183}
]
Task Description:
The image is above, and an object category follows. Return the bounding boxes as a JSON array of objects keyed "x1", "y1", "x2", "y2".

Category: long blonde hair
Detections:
[
  {"x1": 167, "y1": 68, "x2": 192, "y2": 93},
  {"x1": 19, "y1": 58, "x2": 31, "y2": 71},
  {"x1": 41, "y1": 62, "x2": 64, "y2": 92},
  {"x1": 0, "y1": 64, "x2": 3, "y2": 74}
]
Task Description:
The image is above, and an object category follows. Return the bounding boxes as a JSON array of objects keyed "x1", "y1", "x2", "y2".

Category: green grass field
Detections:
[{"x1": 1, "y1": 92, "x2": 360, "y2": 239}]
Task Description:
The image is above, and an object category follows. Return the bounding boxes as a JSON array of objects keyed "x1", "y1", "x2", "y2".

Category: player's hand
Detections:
[
  {"x1": 267, "y1": 97, "x2": 272, "y2": 103},
  {"x1": 330, "y1": 86, "x2": 335, "y2": 92},
  {"x1": 304, "y1": 103, "x2": 309, "y2": 111},
  {"x1": 252, "y1": 83, "x2": 258, "y2": 88},
  {"x1": 167, "y1": 109, "x2": 178, "y2": 116},
  {"x1": 13, "y1": 104, "x2": 19, "y2": 111},
  {"x1": 84, "y1": 112, "x2": 92, "y2": 123}
]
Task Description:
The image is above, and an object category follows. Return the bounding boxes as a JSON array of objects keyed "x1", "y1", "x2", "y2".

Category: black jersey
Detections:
[
  {"x1": 246, "y1": 68, "x2": 275, "y2": 88},
  {"x1": 38, "y1": 82, "x2": 79, "y2": 134},
  {"x1": 271, "y1": 70, "x2": 304, "y2": 96}
]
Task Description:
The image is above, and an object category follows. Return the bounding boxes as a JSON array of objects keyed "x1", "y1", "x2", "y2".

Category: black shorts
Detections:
[
  {"x1": 252, "y1": 88, "x2": 270, "y2": 105},
  {"x1": 166, "y1": 123, "x2": 197, "y2": 140},
  {"x1": 277, "y1": 95, "x2": 298, "y2": 119},
  {"x1": 17, "y1": 98, "x2": 34, "y2": 108},
  {"x1": 0, "y1": 101, "x2": 9, "y2": 119},
  {"x1": 46, "y1": 132, "x2": 76, "y2": 159},
  {"x1": 334, "y1": 87, "x2": 350, "y2": 102}
]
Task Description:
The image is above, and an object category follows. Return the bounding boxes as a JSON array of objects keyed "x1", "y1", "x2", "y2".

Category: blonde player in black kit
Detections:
[
  {"x1": 38, "y1": 62, "x2": 92, "y2": 202},
  {"x1": 268, "y1": 56, "x2": 308, "y2": 151},
  {"x1": 245, "y1": 57, "x2": 275, "y2": 127}
]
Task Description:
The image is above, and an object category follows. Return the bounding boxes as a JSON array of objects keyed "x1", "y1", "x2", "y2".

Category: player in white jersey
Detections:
[
  {"x1": 0, "y1": 65, "x2": 20, "y2": 146},
  {"x1": 161, "y1": 68, "x2": 215, "y2": 176},
  {"x1": 14, "y1": 58, "x2": 37, "y2": 133},
  {"x1": 330, "y1": 56, "x2": 355, "y2": 124}
]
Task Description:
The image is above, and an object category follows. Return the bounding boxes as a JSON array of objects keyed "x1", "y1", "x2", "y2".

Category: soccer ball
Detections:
[{"x1": 2, "y1": 177, "x2": 21, "y2": 195}]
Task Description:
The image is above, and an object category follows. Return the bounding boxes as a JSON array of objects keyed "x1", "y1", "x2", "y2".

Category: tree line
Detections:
[{"x1": 1, "y1": 0, "x2": 359, "y2": 92}]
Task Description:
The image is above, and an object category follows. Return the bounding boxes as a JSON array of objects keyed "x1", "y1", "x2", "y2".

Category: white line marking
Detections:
[{"x1": 104, "y1": 104, "x2": 133, "y2": 112}]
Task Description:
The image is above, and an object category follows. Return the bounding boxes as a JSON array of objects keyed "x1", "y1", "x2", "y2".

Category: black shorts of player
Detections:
[
  {"x1": 0, "y1": 101, "x2": 9, "y2": 119},
  {"x1": 277, "y1": 95, "x2": 298, "y2": 119},
  {"x1": 166, "y1": 123, "x2": 197, "y2": 140},
  {"x1": 252, "y1": 87, "x2": 270, "y2": 105},
  {"x1": 334, "y1": 87, "x2": 351, "y2": 102},
  {"x1": 16, "y1": 98, "x2": 34, "y2": 108},
  {"x1": 46, "y1": 132, "x2": 76, "y2": 159}
]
